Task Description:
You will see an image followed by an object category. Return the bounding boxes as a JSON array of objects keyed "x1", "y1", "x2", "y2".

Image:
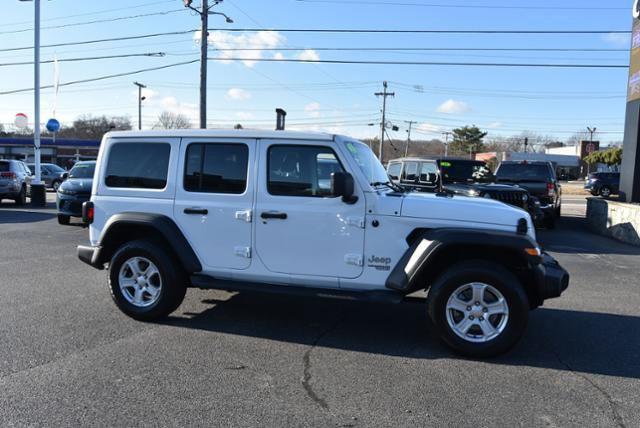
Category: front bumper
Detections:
[
  {"x1": 77, "y1": 244, "x2": 105, "y2": 270},
  {"x1": 533, "y1": 252, "x2": 569, "y2": 301},
  {"x1": 56, "y1": 192, "x2": 90, "y2": 216}
]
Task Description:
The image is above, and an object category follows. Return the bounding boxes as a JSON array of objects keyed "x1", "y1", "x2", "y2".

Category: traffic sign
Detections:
[{"x1": 46, "y1": 118, "x2": 60, "y2": 133}]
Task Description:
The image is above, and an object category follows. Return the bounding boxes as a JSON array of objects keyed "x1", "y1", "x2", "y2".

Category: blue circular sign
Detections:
[{"x1": 46, "y1": 118, "x2": 60, "y2": 133}]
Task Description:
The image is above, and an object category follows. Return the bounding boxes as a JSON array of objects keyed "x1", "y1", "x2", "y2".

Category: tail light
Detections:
[
  {"x1": 0, "y1": 172, "x2": 16, "y2": 180},
  {"x1": 547, "y1": 182, "x2": 555, "y2": 197},
  {"x1": 82, "y1": 201, "x2": 94, "y2": 224}
]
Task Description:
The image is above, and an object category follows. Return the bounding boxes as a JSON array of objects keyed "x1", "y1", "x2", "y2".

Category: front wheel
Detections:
[
  {"x1": 52, "y1": 180, "x2": 61, "y2": 192},
  {"x1": 599, "y1": 186, "x2": 611, "y2": 198},
  {"x1": 427, "y1": 261, "x2": 529, "y2": 358},
  {"x1": 57, "y1": 214, "x2": 70, "y2": 225},
  {"x1": 108, "y1": 240, "x2": 187, "y2": 321}
]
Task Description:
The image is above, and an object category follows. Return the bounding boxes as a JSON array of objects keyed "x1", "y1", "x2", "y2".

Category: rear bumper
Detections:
[
  {"x1": 77, "y1": 244, "x2": 105, "y2": 270},
  {"x1": 533, "y1": 253, "x2": 569, "y2": 301}
]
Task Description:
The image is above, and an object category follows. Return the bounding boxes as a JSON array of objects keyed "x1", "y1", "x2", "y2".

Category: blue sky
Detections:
[{"x1": 0, "y1": 0, "x2": 634, "y2": 144}]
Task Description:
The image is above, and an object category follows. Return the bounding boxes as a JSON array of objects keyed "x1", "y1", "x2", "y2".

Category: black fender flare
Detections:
[
  {"x1": 97, "y1": 212, "x2": 202, "y2": 273},
  {"x1": 385, "y1": 228, "x2": 541, "y2": 294}
]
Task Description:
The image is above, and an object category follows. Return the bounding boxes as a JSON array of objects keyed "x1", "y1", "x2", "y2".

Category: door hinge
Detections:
[
  {"x1": 235, "y1": 209, "x2": 252, "y2": 223},
  {"x1": 346, "y1": 216, "x2": 365, "y2": 229},
  {"x1": 344, "y1": 254, "x2": 364, "y2": 267},
  {"x1": 234, "y1": 246, "x2": 252, "y2": 258}
]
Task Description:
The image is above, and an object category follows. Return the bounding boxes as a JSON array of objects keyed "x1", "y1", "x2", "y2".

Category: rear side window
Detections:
[
  {"x1": 402, "y1": 162, "x2": 418, "y2": 182},
  {"x1": 105, "y1": 143, "x2": 170, "y2": 189},
  {"x1": 419, "y1": 162, "x2": 438, "y2": 182},
  {"x1": 184, "y1": 143, "x2": 248, "y2": 194},
  {"x1": 0, "y1": 162, "x2": 10, "y2": 172},
  {"x1": 496, "y1": 164, "x2": 550, "y2": 182}
]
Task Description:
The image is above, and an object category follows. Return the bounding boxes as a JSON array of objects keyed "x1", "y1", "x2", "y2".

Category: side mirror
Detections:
[
  {"x1": 331, "y1": 172, "x2": 358, "y2": 204},
  {"x1": 62, "y1": 172, "x2": 69, "y2": 180}
]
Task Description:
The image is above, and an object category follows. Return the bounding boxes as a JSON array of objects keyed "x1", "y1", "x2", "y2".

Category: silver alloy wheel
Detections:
[
  {"x1": 118, "y1": 256, "x2": 162, "y2": 308},
  {"x1": 600, "y1": 187, "x2": 611, "y2": 198},
  {"x1": 445, "y1": 282, "x2": 509, "y2": 343},
  {"x1": 53, "y1": 181, "x2": 60, "y2": 191}
]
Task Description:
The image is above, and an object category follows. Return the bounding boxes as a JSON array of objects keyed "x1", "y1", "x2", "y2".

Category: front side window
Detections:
[
  {"x1": 387, "y1": 163, "x2": 401, "y2": 180},
  {"x1": 268, "y1": 145, "x2": 344, "y2": 197},
  {"x1": 105, "y1": 143, "x2": 170, "y2": 189},
  {"x1": 184, "y1": 143, "x2": 248, "y2": 194}
]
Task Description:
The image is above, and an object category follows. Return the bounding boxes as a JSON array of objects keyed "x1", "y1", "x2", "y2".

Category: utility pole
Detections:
[
  {"x1": 375, "y1": 81, "x2": 395, "y2": 162},
  {"x1": 404, "y1": 120, "x2": 416, "y2": 157},
  {"x1": 442, "y1": 131, "x2": 452, "y2": 157},
  {"x1": 524, "y1": 137, "x2": 529, "y2": 154},
  {"x1": 183, "y1": 0, "x2": 233, "y2": 129},
  {"x1": 587, "y1": 126, "x2": 597, "y2": 175},
  {"x1": 133, "y1": 82, "x2": 146, "y2": 130}
]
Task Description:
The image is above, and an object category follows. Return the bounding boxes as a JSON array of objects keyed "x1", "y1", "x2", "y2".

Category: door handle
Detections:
[
  {"x1": 261, "y1": 211, "x2": 287, "y2": 220},
  {"x1": 184, "y1": 207, "x2": 208, "y2": 215}
]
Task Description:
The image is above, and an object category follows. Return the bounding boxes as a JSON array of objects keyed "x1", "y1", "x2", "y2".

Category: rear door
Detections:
[{"x1": 173, "y1": 138, "x2": 256, "y2": 271}]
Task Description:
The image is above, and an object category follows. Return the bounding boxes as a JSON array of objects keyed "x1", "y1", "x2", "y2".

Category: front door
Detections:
[
  {"x1": 255, "y1": 140, "x2": 366, "y2": 279},
  {"x1": 174, "y1": 138, "x2": 255, "y2": 270}
]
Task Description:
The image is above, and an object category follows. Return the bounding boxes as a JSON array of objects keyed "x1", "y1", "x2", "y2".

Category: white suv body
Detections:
[{"x1": 78, "y1": 130, "x2": 568, "y2": 357}]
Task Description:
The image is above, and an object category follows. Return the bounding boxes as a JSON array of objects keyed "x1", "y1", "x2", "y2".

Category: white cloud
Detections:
[
  {"x1": 304, "y1": 102, "x2": 321, "y2": 118},
  {"x1": 416, "y1": 123, "x2": 444, "y2": 134},
  {"x1": 235, "y1": 112, "x2": 254, "y2": 120},
  {"x1": 226, "y1": 88, "x2": 252, "y2": 101},
  {"x1": 273, "y1": 52, "x2": 285, "y2": 60},
  {"x1": 131, "y1": 88, "x2": 158, "y2": 102},
  {"x1": 199, "y1": 30, "x2": 286, "y2": 67},
  {"x1": 297, "y1": 49, "x2": 320, "y2": 62},
  {"x1": 436, "y1": 99, "x2": 471, "y2": 114},
  {"x1": 602, "y1": 32, "x2": 631, "y2": 47},
  {"x1": 159, "y1": 96, "x2": 198, "y2": 121},
  {"x1": 487, "y1": 122, "x2": 502, "y2": 129}
]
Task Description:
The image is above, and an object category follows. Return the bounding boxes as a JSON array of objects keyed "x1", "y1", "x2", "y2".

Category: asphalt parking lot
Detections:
[{"x1": 0, "y1": 191, "x2": 638, "y2": 427}]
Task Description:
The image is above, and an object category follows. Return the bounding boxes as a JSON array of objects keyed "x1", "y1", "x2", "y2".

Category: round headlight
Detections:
[
  {"x1": 522, "y1": 194, "x2": 529, "y2": 202},
  {"x1": 483, "y1": 193, "x2": 492, "y2": 199}
]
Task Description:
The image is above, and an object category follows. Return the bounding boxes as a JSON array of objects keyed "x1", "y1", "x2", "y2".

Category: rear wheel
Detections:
[
  {"x1": 427, "y1": 261, "x2": 529, "y2": 358},
  {"x1": 14, "y1": 186, "x2": 26, "y2": 205},
  {"x1": 57, "y1": 214, "x2": 70, "y2": 225},
  {"x1": 108, "y1": 240, "x2": 187, "y2": 321},
  {"x1": 52, "y1": 180, "x2": 61, "y2": 192}
]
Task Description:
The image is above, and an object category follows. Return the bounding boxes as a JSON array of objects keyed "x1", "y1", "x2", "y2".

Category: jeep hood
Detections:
[{"x1": 399, "y1": 191, "x2": 534, "y2": 237}]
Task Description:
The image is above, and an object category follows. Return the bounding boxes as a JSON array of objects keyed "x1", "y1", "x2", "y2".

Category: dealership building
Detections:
[{"x1": 0, "y1": 137, "x2": 100, "y2": 168}]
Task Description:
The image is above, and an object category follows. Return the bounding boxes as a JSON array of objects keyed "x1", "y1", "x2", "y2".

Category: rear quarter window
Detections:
[
  {"x1": 105, "y1": 142, "x2": 171, "y2": 189},
  {"x1": 0, "y1": 162, "x2": 9, "y2": 172}
]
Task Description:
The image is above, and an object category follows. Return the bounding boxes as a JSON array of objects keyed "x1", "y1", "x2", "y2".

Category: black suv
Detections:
[
  {"x1": 584, "y1": 172, "x2": 620, "y2": 198},
  {"x1": 495, "y1": 161, "x2": 562, "y2": 228},
  {"x1": 387, "y1": 158, "x2": 543, "y2": 224}
]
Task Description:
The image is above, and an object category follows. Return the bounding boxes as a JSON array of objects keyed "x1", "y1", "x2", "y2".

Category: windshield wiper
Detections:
[{"x1": 370, "y1": 181, "x2": 404, "y2": 192}]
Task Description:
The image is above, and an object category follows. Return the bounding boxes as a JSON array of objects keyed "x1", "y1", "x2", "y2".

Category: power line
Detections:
[
  {"x1": 0, "y1": 52, "x2": 166, "y2": 68},
  {"x1": 179, "y1": 46, "x2": 631, "y2": 52},
  {"x1": 208, "y1": 27, "x2": 631, "y2": 34},
  {"x1": 0, "y1": 60, "x2": 198, "y2": 96},
  {"x1": 207, "y1": 57, "x2": 629, "y2": 68},
  {"x1": 294, "y1": 0, "x2": 627, "y2": 10},
  {"x1": 0, "y1": 9, "x2": 185, "y2": 36},
  {"x1": 0, "y1": 30, "x2": 197, "y2": 53}
]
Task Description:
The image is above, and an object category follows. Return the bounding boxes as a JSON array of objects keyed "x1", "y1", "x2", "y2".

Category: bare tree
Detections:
[
  {"x1": 57, "y1": 115, "x2": 131, "y2": 139},
  {"x1": 154, "y1": 111, "x2": 192, "y2": 129}
]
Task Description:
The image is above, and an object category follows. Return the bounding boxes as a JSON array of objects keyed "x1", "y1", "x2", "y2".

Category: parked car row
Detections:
[{"x1": 387, "y1": 158, "x2": 562, "y2": 229}]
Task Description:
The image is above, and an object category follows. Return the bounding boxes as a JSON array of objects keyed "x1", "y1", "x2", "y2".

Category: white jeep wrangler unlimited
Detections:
[{"x1": 78, "y1": 130, "x2": 569, "y2": 357}]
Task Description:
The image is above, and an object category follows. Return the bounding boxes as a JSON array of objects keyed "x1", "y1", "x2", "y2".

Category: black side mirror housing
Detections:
[
  {"x1": 62, "y1": 172, "x2": 69, "y2": 180},
  {"x1": 331, "y1": 172, "x2": 358, "y2": 204}
]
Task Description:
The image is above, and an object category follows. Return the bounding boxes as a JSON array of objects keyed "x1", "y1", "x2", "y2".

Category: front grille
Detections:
[{"x1": 491, "y1": 192, "x2": 526, "y2": 208}]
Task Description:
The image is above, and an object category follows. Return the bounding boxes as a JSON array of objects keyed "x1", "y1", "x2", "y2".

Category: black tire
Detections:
[
  {"x1": 555, "y1": 204, "x2": 561, "y2": 218},
  {"x1": 599, "y1": 186, "x2": 611, "y2": 199},
  {"x1": 57, "y1": 214, "x2": 70, "y2": 225},
  {"x1": 108, "y1": 239, "x2": 187, "y2": 321},
  {"x1": 14, "y1": 186, "x2": 26, "y2": 206},
  {"x1": 544, "y1": 213, "x2": 556, "y2": 229},
  {"x1": 52, "y1": 180, "x2": 61, "y2": 192},
  {"x1": 427, "y1": 260, "x2": 529, "y2": 358}
]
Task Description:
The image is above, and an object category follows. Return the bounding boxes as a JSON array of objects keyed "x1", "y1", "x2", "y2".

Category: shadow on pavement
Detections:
[
  {"x1": 0, "y1": 210, "x2": 56, "y2": 224},
  {"x1": 538, "y1": 216, "x2": 640, "y2": 256},
  {"x1": 164, "y1": 292, "x2": 640, "y2": 380}
]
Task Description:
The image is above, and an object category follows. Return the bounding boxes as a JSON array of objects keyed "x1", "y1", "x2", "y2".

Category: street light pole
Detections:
[
  {"x1": 587, "y1": 126, "x2": 597, "y2": 175},
  {"x1": 134, "y1": 82, "x2": 146, "y2": 130}
]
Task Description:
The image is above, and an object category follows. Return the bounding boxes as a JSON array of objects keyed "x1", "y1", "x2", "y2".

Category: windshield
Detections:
[
  {"x1": 342, "y1": 140, "x2": 390, "y2": 185},
  {"x1": 439, "y1": 161, "x2": 494, "y2": 183},
  {"x1": 496, "y1": 164, "x2": 550, "y2": 182},
  {"x1": 69, "y1": 163, "x2": 95, "y2": 179}
]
